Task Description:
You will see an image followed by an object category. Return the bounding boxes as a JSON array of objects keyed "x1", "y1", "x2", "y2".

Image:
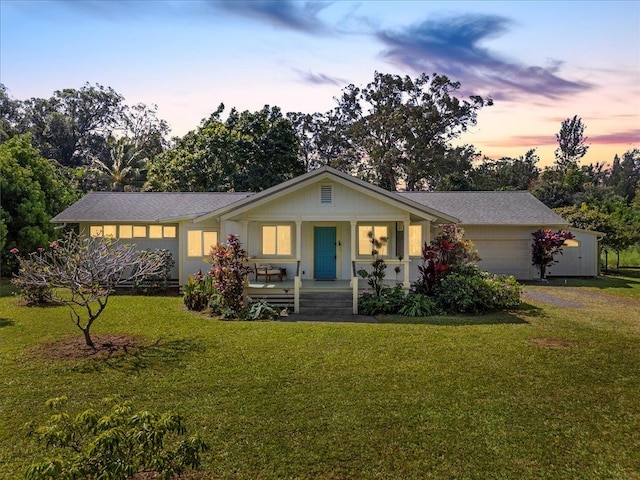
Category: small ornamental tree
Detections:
[
  {"x1": 531, "y1": 229, "x2": 575, "y2": 279},
  {"x1": 11, "y1": 231, "x2": 164, "y2": 348},
  {"x1": 208, "y1": 234, "x2": 253, "y2": 318}
]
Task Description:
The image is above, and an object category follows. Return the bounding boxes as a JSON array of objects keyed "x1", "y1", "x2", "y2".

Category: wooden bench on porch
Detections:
[{"x1": 254, "y1": 264, "x2": 286, "y2": 282}]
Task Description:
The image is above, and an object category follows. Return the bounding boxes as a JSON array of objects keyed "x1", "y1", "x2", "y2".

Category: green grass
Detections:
[
  {"x1": 1, "y1": 274, "x2": 639, "y2": 479},
  {"x1": 602, "y1": 245, "x2": 640, "y2": 268}
]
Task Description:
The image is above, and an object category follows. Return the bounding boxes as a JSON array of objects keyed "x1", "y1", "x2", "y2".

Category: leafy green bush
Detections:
[
  {"x1": 358, "y1": 285, "x2": 406, "y2": 315},
  {"x1": 399, "y1": 293, "x2": 443, "y2": 317},
  {"x1": 10, "y1": 247, "x2": 54, "y2": 305},
  {"x1": 25, "y1": 396, "x2": 208, "y2": 480},
  {"x1": 243, "y1": 299, "x2": 281, "y2": 321},
  {"x1": 435, "y1": 266, "x2": 521, "y2": 314},
  {"x1": 183, "y1": 270, "x2": 213, "y2": 311}
]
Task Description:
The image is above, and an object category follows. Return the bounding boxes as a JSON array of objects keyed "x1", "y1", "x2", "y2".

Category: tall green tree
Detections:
[
  {"x1": 0, "y1": 84, "x2": 21, "y2": 141},
  {"x1": 603, "y1": 149, "x2": 640, "y2": 204},
  {"x1": 555, "y1": 115, "x2": 589, "y2": 171},
  {"x1": 0, "y1": 134, "x2": 76, "y2": 274},
  {"x1": 287, "y1": 111, "x2": 357, "y2": 172},
  {"x1": 555, "y1": 203, "x2": 637, "y2": 270},
  {"x1": 331, "y1": 72, "x2": 491, "y2": 190},
  {"x1": 19, "y1": 83, "x2": 124, "y2": 167},
  {"x1": 146, "y1": 104, "x2": 303, "y2": 192},
  {"x1": 469, "y1": 149, "x2": 540, "y2": 191}
]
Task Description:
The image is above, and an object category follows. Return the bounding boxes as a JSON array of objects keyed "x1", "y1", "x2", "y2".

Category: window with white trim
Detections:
[
  {"x1": 90, "y1": 225, "x2": 116, "y2": 238},
  {"x1": 358, "y1": 225, "x2": 388, "y2": 256},
  {"x1": 133, "y1": 226, "x2": 146, "y2": 238},
  {"x1": 187, "y1": 230, "x2": 218, "y2": 257},
  {"x1": 408, "y1": 225, "x2": 422, "y2": 256},
  {"x1": 262, "y1": 225, "x2": 291, "y2": 255},
  {"x1": 149, "y1": 225, "x2": 163, "y2": 239},
  {"x1": 90, "y1": 224, "x2": 175, "y2": 240}
]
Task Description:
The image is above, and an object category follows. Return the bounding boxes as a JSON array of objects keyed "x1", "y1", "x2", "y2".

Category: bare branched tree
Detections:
[{"x1": 12, "y1": 231, "x2": 164, "y2": 348}]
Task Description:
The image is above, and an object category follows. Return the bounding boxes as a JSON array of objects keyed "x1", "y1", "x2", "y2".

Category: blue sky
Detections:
[{"x1": 1, "y1": 0, "x2": 639, "y2": 166}]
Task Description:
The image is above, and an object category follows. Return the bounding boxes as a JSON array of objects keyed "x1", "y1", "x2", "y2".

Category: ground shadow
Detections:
[
  {"x1": 377, "y1": 307, "x2": 537, "y2": 326},
  {"x1": 0, "y1": 317, "x2": 15, "y2": 328},
  {"x1": 72, "y1": 337, "x2": 205, "y2": 374},
  {"x1": 532, "y1": 271, "x2": 640, "y2": 290}
]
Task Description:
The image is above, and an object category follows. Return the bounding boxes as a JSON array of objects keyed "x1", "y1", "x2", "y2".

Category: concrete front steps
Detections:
[{"x1": 298, "y1": 290, "x2": 353, "y2": 316}]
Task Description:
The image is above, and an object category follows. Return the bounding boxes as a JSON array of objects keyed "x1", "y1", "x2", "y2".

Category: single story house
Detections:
[{"x1": 52, "y1": 166, "x2": 601, "y2": 313}]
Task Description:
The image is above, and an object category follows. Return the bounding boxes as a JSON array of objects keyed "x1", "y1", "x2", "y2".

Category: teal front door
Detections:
[{"x1": 314, "y1": 227, "x2": 336, "y2": 280}]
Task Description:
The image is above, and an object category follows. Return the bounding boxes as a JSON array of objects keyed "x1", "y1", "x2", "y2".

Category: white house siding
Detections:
[
  {"x1": 246, "y1": 179, "x2": 411, "y2": 220},
  {"x1": 225, "y1": 179, "x2": 421, "y2": 281},
  {"x1": 548, "y1": 229, "x2": 600, "y2": 277},
  {"x1": 78, "y1": 222, "x2": 180, "y2": 279},
  {"x1": 180, "y1": 219, "x2": 220, "y2": 284}
]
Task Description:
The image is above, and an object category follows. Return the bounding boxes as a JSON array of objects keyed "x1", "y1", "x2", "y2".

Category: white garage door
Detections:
[{"x1": 474, "y1": 239, "x2": 533, "y2": 280}]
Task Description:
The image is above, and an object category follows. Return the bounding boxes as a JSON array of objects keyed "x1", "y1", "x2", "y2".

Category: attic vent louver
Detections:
[{"x1": 320, "y1": 185, "x2": 333, "y2": 204}]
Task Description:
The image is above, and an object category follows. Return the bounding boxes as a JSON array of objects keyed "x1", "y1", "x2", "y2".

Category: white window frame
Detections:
[
  {"x1": 408, "y1": 224, "x2": 423, "y2": 257},
  {"x1": 262, "y1": 225, "x2": 292, "y2": 256},
  {"x1": 358, "y1": 225, "x2": 388, "y2": 256},
  {"x1": 187, "y1": 230, "x2": 218, "y2": 257}
]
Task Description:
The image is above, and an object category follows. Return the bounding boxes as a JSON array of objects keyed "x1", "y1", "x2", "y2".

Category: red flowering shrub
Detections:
[
  {"x1": 415, "y1": 224, "x2": 480, "y2": 295},
  {"x1": 531, "y1": 229, "x2": 575, "y2": 279},
  {"x1": 208, "y1": 234, "x2": 253, "y2": 318}
]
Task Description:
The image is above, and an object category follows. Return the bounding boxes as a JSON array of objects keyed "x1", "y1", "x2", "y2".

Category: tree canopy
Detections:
[
  {"x1": 146, "y1": 104, "x2": 303, "y2": 192},
  {"x1": 0, "y1": 134, "x2": 76, "y2": 274},
  {"x1": 290, "y1": 72, "x2": 492, "y2": 191}
]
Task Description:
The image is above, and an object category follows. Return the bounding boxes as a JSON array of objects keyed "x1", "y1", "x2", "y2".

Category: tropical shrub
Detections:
[
  {"x1": 244, "y1": 299, "x2": 281, "y2": 321},
  {"x1": 10, "y1": 247, "x2": 53, "y2": 305},
  {"x1": 183, "y1": 270, "x2": 214, "y2": 311},
  {"x1": 358, "y1": 285, "x2": 406, "y2": 315},
  {"x1": 399, "y1": 293, "x2": 443, "y2": 317},
  {"x1": 531, "y1": 228, "x2": 575, "y2": 279},
  {"x1": 208, "y1": 234, "x2": 253, "y2": 318},
  {"x1": 414, "y1": 224, "x2": 479, "y2": 295},
  {"x1": 435, "y1": 266, "x2": 521, "y2": 314},
  {"x1": 25, "y1": 396, "x2": 208, "y2": 480}
]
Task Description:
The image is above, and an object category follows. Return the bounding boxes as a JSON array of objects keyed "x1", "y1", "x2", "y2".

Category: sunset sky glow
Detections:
[{"x1": 1, "y1": 0, "x2": 639, "y2": 167}]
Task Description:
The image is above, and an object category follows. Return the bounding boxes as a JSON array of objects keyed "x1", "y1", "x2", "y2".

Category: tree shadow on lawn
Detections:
[
  {"x1": 378, "y1": 305, "x2": 540, "y2": 326},
  {"x1": 98, "y1": 337, "x2": 205, "y2": 374},
  {"x1": 0, "y1": 317, "x2": 15, "y2": 328},
  {"x1": 530, "y1": 273, "x2": 640, "y2": 290},
  {"x1": 37, "y1": 335, "x2": 207, "y2": 374}
]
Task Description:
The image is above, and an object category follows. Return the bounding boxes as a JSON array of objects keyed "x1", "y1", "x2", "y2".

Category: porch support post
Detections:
[
  {"x1": 403, "y1": 220, "x2": 411, "y2": 288},
  {"x1": 294, "y1": 220, "x2": 302, "y2": 314},
  {"x1": 350, "y1": 220, "x2": 357, "y2": 264},
  {"x1": 351, "y1": 220, "x2": 358, "y2": 314},
  {"x1": 240, "y1": 220, "x2": 249, "y2": 253},
  {"x1": 295, "y1": 220, "x2": 302, "y2": 261},
  {"x1": 294, "y1": 276, "x2": 301, "y2": 314}
]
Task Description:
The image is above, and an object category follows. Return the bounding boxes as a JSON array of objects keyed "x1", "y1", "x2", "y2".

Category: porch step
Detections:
[{"x1": 298, "y1": 291, "x2": 353, "y2": 316}]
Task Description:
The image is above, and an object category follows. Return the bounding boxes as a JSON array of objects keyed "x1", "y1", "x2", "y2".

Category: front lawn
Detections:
[{"x1": 1, "y1": 274, "x2": 639, "y2": 479}]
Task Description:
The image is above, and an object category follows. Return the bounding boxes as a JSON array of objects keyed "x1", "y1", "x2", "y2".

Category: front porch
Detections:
[{"x1": 246, "y1": 277, "x2": 406, "y2": 315}]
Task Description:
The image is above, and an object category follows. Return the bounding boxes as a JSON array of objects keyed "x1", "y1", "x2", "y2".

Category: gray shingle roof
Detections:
[
  {"x1": 397, "y1": 191, "x2": 567, "y2": 225},
  {"x1": 52, "y1": 192, "x2": 253, "y2": 223}
]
